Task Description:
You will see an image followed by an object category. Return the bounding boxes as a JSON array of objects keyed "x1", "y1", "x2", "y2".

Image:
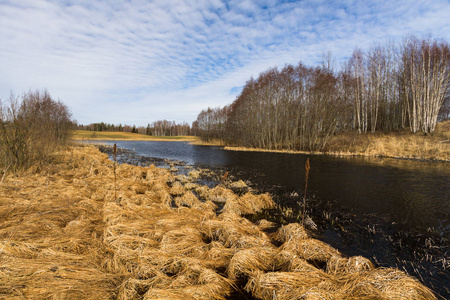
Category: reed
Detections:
[
  {"x1": 113, "y1": 143, "x2": 117, "y2": 202},
  {"x1": 221, "y1": 171, "x2": 229, "y2": 184}
]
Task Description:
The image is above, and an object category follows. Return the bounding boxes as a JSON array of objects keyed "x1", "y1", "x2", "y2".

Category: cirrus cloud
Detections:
[{"x1": 1, "y1": 0, "x2": 449, "y2": 125}]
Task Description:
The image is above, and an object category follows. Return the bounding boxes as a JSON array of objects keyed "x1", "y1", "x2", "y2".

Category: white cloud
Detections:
[{"x1": 1, "y1": 0, "x2": 449, "y2": 125}]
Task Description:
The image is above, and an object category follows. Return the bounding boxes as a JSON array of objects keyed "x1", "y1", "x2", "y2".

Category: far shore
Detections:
[
  {"x1": 222, "y1": 146, "x2": 450, "y2": 162},
  {"x1": 72, "y1": 130, "x2": 199, "y2": 142},
  {"x1": 73, "y1": 122, "x2": 450, "y2": 162}
]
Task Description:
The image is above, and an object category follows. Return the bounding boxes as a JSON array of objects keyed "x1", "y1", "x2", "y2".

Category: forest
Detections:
[{"x1": 195, "y1": 36, "x2": 450, "y2": 151}]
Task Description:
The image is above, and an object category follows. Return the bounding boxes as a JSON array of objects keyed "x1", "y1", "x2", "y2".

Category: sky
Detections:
[{"x1": 1, "y1": 0, "x2": 450, "y2": 126}]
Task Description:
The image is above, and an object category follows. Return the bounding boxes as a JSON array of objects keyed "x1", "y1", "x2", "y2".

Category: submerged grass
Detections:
[{"x1": 0, "y1": 145, "x2": 437, "y2": 299}]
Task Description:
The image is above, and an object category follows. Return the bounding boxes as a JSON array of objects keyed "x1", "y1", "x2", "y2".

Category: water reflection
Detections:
[{"x1": 91, "y1": 140, "x2": 449, "y2": 237}]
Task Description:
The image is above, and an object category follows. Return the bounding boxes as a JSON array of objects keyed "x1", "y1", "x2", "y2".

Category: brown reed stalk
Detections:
[
  {"x1": 113, "y1": 143, "x2": 117, "y2": 202},
  {"x1": 221, "y1": 171, "x2": 229, "y2": 184},
  {"x1": 302, "y1": 158, "x2": 310, "y2": 228}
]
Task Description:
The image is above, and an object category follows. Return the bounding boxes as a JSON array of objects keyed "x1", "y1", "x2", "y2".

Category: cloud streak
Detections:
[{"x1": 1, "y1": 0, "x2": 449, "y2": 125}]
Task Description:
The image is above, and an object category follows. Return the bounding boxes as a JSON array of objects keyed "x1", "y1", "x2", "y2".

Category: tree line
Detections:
[
  {"x1": 0, "y1": 90, "x2": 74, "y2": 171},
  {"x1": 195, "y1": 36, "x2": 450, "y2": 151},
  {"x1": 78, "y1": 120, "x2": 195, "y2": 136}
]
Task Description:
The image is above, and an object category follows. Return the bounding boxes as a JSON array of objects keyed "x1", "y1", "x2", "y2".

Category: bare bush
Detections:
[{"x1": 0, "y1": 90, "x2": 73, "y2": 171}]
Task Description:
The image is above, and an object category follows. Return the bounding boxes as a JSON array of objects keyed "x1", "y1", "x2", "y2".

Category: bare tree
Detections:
[
  {"x1": 350, "y1": 49, "x2": 368, "y2": 133},
  {"x1": 400, "y1": 36, "x2": 450, "y2": 133}
]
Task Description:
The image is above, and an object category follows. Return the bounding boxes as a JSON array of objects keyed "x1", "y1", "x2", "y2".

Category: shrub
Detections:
[{"x1": 0, "y1": 90, "x2": 74, "y2": 171}]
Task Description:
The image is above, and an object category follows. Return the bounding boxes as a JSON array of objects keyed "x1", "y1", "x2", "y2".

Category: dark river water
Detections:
[{"x1": 92, "y1": 140, "x2": 450, "y2": 298}]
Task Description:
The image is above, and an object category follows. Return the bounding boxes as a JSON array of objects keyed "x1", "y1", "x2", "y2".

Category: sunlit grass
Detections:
[
  {"x1": 225, "y1": 121, "x2": 449, "y2": 161},
  {"x1": 327, "y1": 121, "x2": 450, "y2": 161},
  {"x1": 190, "y1": 138, "x2": 227, "y2": 146},
  {"x1": 72, "y1": 130, "x2": 199, "y2": 142}
]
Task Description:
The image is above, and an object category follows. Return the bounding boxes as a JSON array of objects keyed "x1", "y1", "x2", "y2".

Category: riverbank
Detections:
[
  {"x1": 0, "y1": 145, "x2": 437, "y2": 299},
  {"x1": 73, "y1": 121, "x2": 450, "y2": 161},
  {"x1": 222, "y1": 121, "x2": 450, "y2": 162}
]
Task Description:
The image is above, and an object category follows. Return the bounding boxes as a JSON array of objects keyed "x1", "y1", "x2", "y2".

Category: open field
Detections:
[
  {"x1": 72, "y1": 130, "x2": 199, "y2": 142},
  {"x1": 0, "y1": 145, "x2": 437, "y2": 299}
]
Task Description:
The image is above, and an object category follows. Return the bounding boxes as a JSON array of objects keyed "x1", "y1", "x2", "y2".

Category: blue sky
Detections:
[{"x1": 1, "y1": 0, "x2": 450, "y2": 126}]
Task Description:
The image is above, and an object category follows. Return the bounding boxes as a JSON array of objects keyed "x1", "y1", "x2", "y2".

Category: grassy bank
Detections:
[
  {"x1": 0, "y1": 145, "x2": 436, "y2": 299},
  {"x1": 72, "y1": 130, "x2": 199, "y2": 142},
  {"x1": 73, "y1": 121, "x2": 450, "y2": 161},
  {"x1": 223, "y1": 121, "x2": 450, "y2": 162}
]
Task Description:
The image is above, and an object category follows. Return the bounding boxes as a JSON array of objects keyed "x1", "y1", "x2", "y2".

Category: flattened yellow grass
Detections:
[{"x1": 0, "y1": 145, "x2": 437, "y2": 299}]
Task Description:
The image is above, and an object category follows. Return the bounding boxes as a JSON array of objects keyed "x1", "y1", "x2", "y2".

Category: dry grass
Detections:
[
  {"x1": 227, "y1": 246, "x2": 278, "y2": 279},
  {"x1": 0, "y1": 145, "x2": 437, "y2": 299},
  {"x1": 327, "y1": 121, "x2": 450, "y2": 161},
  {"x1": 72, "y1": 130, "x2": 199, "y2": 142},
  {"x1": 326, "y1": 255, "x2": 374, "y2": 275},
  {"x1": 224, "y1": 121, "x2": 450, "y2": 161},
  {"x1": 245, "y1": 270, "x2": 338, "y2": 300},
  {"x1": 0, "y1": 145, "x2": 120, "y2": 299},
  {"x1": 1, "y1": 256, "x2": 120, "y2": 299},
  {"x1": 341, "y1": 268, "x2": 438, "y2": 299},
  {"x1": 273, "y1": 250, "x2": 322, "y2": 273},
  {"x1": 281, "y1": 238, "x2": 343, "y2": 263},
  {"x1": 207, "y1": 185, "x2": 237, "y2": 203},
  {"x1": 169, "y1": 181, "x2": 186, "y2": 196},
  {"x1": 256, "y1": 219, "x2": 276, "y2": 231},
  {"x1": 221, "y1": 192, "x2": 275, "y2": 215},
  {"x1": 189, "y1": 138, "x2": 226, "y2": 146},
  {"x1": 274, "y1": 223, "x2": 310, "y2": 242}
]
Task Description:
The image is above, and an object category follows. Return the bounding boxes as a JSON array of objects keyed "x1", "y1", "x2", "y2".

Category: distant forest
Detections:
[
  {"x1": 78, "y1": 120, "x2": 196, "y2": 136},
  {"x1": 80, "y1": 36, "x2": 450, "y2": 152}
]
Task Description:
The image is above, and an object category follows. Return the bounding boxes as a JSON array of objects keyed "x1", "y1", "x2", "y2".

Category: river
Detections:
[{"x1": 92, "y1": 140, "x2": 450, "y2": 298}]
